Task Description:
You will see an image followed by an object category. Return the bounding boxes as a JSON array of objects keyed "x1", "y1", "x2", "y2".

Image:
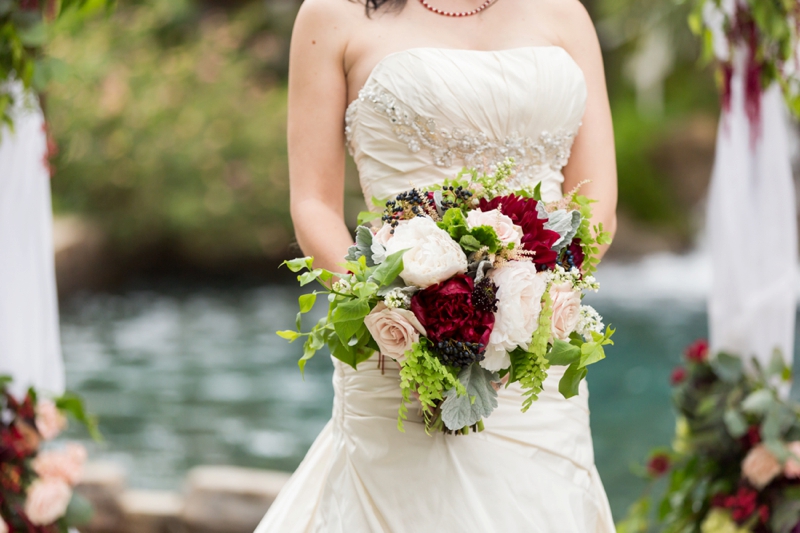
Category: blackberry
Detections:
[
  {"x1": 472, "y1": 278, "x2": 499, "y2": 313},
  {"x1": 434, "y1": 338, "x2": 485, "y2": 369}
]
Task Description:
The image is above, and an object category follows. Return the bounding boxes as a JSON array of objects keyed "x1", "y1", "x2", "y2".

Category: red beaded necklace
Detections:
[{"x1": 418, "y1": 0, "x2": 499, "y2": 17}]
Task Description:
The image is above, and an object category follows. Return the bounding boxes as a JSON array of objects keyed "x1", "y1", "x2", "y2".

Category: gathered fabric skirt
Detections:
[{"x1": 256, "y1": 356, "x2": 615, "y2": 532}]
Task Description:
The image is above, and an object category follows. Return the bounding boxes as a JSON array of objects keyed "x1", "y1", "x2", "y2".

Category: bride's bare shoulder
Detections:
[
  {"x1": 527, "y1": 0, "x2": 598, "y2": 49},
  {"x1": 293, "y1": 0, "x2": 364, "y2": 33}
]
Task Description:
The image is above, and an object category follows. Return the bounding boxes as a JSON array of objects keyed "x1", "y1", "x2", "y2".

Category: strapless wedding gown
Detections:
[{"x1": 256, "y1": 46, "x2": 615, "y2": 533}]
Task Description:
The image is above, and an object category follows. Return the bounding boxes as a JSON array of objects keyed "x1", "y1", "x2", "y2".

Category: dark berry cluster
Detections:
[
  {"x1": 381, "y1": 189, "x2": 433, "y2": 231},
  {"x1": 472, "y1": 278, "x2": 498, "y2": 313},
  {"x1": 556, "y1": 247, "x2": 578, "y2": 271},
  {"x1": 434, "y1": 339, "x2": 485, "y2": 369},
  {"x1": 438, "y1": 185, "x2": 474, "y2": 210}
]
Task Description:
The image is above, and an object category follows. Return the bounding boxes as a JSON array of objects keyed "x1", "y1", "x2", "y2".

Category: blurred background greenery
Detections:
[{"x1": 45, "y1": 0, "x2": 721, "y2": 282}]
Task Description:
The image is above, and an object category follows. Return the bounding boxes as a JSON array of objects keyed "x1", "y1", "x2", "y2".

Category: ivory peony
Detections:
[
  {"x1": 482, "y1": 262, "x2": 548, "y2": 371},
  {"x1": 466, "y1": 209, "x2": 523, "y2": 247},
  {"x1": 24, "y1": 478, "x2": 72, "y2": 526},
  {"x1": 372, "y1": 223, "x2": 395, "y2": 246},
  {"x1": 384, "y1": 216, "x2": 468, "y2": 288},
  {"x1": 32, "y1": 443, "x2": 87, "y2": 486},
  {"x1": 784, "y1": 441, "x2": 800, "y2": 478},
  {"x1": 35, "y1": 400, "x2": 67, "y2": 441},
  {"x1": 741, "y1": 444, "x2": 782, "y2": 489},
  {"x1": 549, "y1": 282, "x2": 582, "y2": 340},
  {"x1": 364, "y1": 303, "x2": 426, "y2": 363}
]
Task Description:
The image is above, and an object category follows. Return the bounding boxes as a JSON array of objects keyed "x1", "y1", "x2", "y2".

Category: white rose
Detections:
[
  {"x1": 24, "y1": 478, "x2": 72, "y2": 526},
  {"x1": 384, "y1": 217, "x2": 468, "y2": 288},
  {"x1": 549, "y1": 282, "x2": 582, "y2": 340},
  {"x1": 364, "y1": 303, "x2": 426, "y2": 363},
  {"x1": 466, "y1": 209, "x2": 523, "y2": 248},
  {"x1": 482, "y1": 262, "x2": 548, "y2": 371}
]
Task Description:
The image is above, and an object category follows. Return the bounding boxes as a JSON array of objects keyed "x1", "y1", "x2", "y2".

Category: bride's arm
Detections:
[
  {"x1": 286, "y1": 0, "x2": 354, "y2": 274},
  {"x1": 551, "y1": 0, "x2": 618, "y2": 260}
]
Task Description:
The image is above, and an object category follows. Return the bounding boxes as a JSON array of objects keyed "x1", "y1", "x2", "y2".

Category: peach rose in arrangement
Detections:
[
  {"x1": 32, "y1": 443, "x2": 87, "y2": 486},
  {"x1": 742, "y1": 444, "x2": 782, "y2": 489},
  {"x1": 784, "y1": 441, "x2": 800, "y2": 478},
  {"x1": 35, "y1": 400, "x2": 67, "y2": 441},
  {"x1": 24, "y1": 478, "x2": 72, "y2": 526},
  {"x1": 466, "y1": 209, "x2": 523, "y2": 248},
  {"x1": 549, "y1": 282, "x2": 582, "y2": 341},
  {"x1": 364, "y1": 303, "x2": 426, "y2": 363}
]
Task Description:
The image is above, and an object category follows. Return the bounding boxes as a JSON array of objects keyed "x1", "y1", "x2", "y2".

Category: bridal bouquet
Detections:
[
  {"x1": 279, "y1": 160, "x2": 614, "y2": 434},
  {"x1": 620, "y1": 342, "x2": 800, "y2": 533},
  {"x1": 0, "y1": 377, "x2": 99, "y2": 531}
]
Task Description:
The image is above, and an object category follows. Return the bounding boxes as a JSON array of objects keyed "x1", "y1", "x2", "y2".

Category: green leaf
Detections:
[
  {"x1": 298, "y1": 328, "x2": 327, "y2": 375},
  {"x1": 64, "y1": 492, "x2": 94, "y2": 527},
  {"x1": 332, "y1": 298, "x2": 371, "y2": 344},
  {"x1": 711, "y1": 352, "x2": 743, "y2": 383},
  {"x1": 742, "y1": 389, "x2": 774, "y2": 414},
  {"x1": 532, "y1": 181, "x2": 543, "y2": 202},
  {"x1": 546, "y1": 339, "x2": 581, "y2": 366},
  {"x1": 440, "y1": 364, "x2": 500, "y2": 430},
  {"x1": 283, "y1": 257, "x2": 313, "y2": 273},
  {"x1": 367, "y1": 249, "x2": 405, "y2": 287},
  {"x1": 459, "y1": 234, "x2": 482, "y2": 252},
  {"x1": 276, "y1": 330, "x2": 301, "y2": 341},
  {"x1": 467, "y1": 225, "x2": 501, "y2": 253},
  {"x1": 723, "y1": 409, "x2": 748, "y2": 438},
  {"x1": 357, "y1": 210, "x2": 383, "y2": 225},
  {"x1": 579, "y1": 341, "x2": 605, "y2": 368},
  {"x1": 558, "y1": 362, "x2": 587, "y2": 398},
  {"x1": 438, "y1": 207, "x2": 469, "y2": 240},
  {"x1": 298, "y1": 293, "x2": 317, "y2": 314},
  {"x1": 18, "y1": 23, "x2": 48, "y2": 47},
  {"x1": 55, "y1": 393, "x2": 102, "y2": 442}
]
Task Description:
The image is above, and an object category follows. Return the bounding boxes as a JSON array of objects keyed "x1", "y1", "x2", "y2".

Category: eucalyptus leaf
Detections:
[
  {"x1": 710, "y1": 352, "x2": 743, "y2": 383},
  {"x1": 742, "y1": 389, "x2": 774, "y2": 414},
  {"x1": 723, "y1": 409, "x2": 748, "y2": 438},
  {"x1": 440, "y1": 364, "x2": 499, "y2": 430}
]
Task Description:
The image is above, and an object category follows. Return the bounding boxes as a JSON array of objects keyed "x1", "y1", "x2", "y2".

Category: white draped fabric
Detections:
[
  {"x1": 0, "y1": 82, "x2": 65, "y2": 397},
  {"x1": 707, "y1": 75, "x2": 797, "y2": 372}
]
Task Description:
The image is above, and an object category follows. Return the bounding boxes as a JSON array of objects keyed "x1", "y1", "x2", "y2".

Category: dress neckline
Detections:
[{"x1": 346, "y1": 45, "x2": 576, "y2": 114}]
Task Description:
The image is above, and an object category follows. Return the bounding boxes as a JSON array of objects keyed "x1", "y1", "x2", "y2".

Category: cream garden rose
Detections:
[
  {"x1": 32, "y1": 443, "x2": 87, "y2": 486},
  {"x1": 466, "y1": 209, "x2": 523, "y2": 248},
  {"x1": 24, "y1": 478, "x2": 73, "y2": 526},
  {"x1": 364, "y1": 303, "x2": 426, "y2": 363},
  {"x1": 741, "y1": 444, "x2": 782, "y2": 489},
  {"x1": 549, "y1": 282, "x2": 582, "y2": 341},
  {"x1": 482, "y1": 262, "x2": 548, "y2": 371},
  {"x1": 384, "y1": 216, "x2": 468, "y2": 288},
  {"x1": 35, "y1": 400, "x2": 67, "y2": 441}
]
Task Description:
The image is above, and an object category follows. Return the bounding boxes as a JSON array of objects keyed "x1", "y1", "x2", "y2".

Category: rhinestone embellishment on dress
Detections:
[{"x1": 345, "y1": 86, "x2": 580, "y2": 185}]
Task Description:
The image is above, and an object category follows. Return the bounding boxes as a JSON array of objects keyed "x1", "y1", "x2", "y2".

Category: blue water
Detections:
[{"x1": 58, "y1": 256, "x2": 798, "y2": 519}]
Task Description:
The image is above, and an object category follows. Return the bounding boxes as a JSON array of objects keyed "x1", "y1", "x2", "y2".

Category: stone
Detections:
[
  {"x1": 75, "y1": 461, "x2": 127, "y2": 533},
  {"x1": 181, "y1": 466, "x2": 290, "y2": 533},
  {"x1": 120, "y1": 490, "x2": 184, "y2": 533}
]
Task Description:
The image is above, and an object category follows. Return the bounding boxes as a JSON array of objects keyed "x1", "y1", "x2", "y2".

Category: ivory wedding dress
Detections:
[{"x1": 256, "y1": 46, "x2": 615, "y2": 533}]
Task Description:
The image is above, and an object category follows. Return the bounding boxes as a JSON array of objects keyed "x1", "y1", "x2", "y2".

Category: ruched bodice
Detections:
[
  {"x1": 257, "y1": 47, "x2": 613, "y2": 533},
  {"x1": 346, "y1": 46, "x2": 587, "y2": 204}
]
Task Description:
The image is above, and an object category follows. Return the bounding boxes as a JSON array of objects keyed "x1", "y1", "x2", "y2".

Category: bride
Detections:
[{"x1": 257, "y1": 0, "x2": 618, "y2": 530}]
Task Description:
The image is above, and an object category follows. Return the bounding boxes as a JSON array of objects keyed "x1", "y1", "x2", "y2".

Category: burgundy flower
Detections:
[
  {"x1": 743, "y1": 425, "x2": 762, "y2": 448},
  {"x1": 646, "y1": 454, "x2": 670, "y2": 477},
  {"x1": 410, "y1": 275, "x2": 494, "y2": 347},
  {"x1": 716, "y1": 486, "x2": 759, "y2": 524},
  {"x1": 478, "y1": 195, "x2": 560, "y2": 269},
  {"x1": 685, "y1": 339, "x2": 710, "y2": 363},
  {"x1": 759, "y1": 504, "x2": 770, "y2": 524},
  {"x1": 567, "y1": 239, "x2": 585, "y2": 270},
  {"x1": 19, "y1": 0, "x2": 39, "y2": 10},
  {"x1": 670, "y1": 367, "x2": 687, "y2": 385}
]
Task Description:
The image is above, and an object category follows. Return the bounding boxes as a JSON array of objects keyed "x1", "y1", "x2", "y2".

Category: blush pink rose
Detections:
[
  {"x1": 364, "y1": 303, "x2": 426, "y2": 363},
  {"x1": 742, "y1": 444, "x2": 782, "y2": 489},
  {"x1": 466, "y1": 209, "x2": 523, "y2": 248},
  {"x1": 35, "y1": 400, "x2": 67, "y2": 441},
  {"x1": 549, "y1": 282, "x2": 582, "y2": 341},
  {"x1": 0, "y1": 518, "x2": 7, "y2": 533},
  {"x1": 784, "y1": 441, "x2": 800, "y2": 478},
  {"x1": 372, "y1": 223, "x2": 395, "y2": 246},
  {"x1": 32, "y1": 443, "x2": 87, "y2": 486},
  {"x1": 24, "y1": 478, "x2": 72, "y2": 526}
]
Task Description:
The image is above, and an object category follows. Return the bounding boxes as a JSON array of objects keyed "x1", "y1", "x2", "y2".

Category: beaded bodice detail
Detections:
[{"x1": 345, "y1": 47, "x2": 587, "y2": 204}]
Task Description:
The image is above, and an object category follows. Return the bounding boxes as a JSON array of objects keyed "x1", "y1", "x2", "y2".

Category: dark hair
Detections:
[{"x1": 362, "y1": 0, "x2": 407, "y2": 14}]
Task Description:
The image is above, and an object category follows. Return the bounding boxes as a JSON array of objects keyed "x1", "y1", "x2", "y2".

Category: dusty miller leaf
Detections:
[
  {"x1": 544, "y1": 209, "x2": 582, "y2": 252},
  {"x1": 441, "y1": 364, "x2": 499, "y2": 430},
  {"x1": 345, "y1": 226, "x2": 375, "y2": 267}
]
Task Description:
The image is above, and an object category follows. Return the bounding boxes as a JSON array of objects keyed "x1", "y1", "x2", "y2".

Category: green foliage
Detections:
[
  {"x1": 571, "y1": 194, "x2": 613, "y2": 275},
  {"x1": 0, "y1": 0, "x2": 113, "y2": 132},
  {"x1": 56, "y1": 390, "x2": 102, "y2": 441},
  {"x1": 437, "y1": 207, "x2": 502, "y2": 254},
  {"x1": 47, "y1": 0, "x2": 298, "y2": 262},
  {"x1": 397, "y1": 340, "x2": 463, "y2": 433},
  {"x1": 440, "y1": 363, "x2": 499, "y2": 431}
]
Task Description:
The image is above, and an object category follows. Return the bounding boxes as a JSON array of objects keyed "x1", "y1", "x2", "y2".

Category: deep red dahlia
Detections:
[
  {"x1": 685, "y1": 339, "x2": 710, "y2": 363},
  {"x1": 410, "y1": 275, "x2": 494, "y2": 347},
  {"x1": 478, "y1": 195, "x2": 560, "y2": 269},
  {"x1": 742, "y1": 425, "x2": 762, "y2": 448},
  {"x1": 718, "y1": 486, "x2": 759, "y2": 524},
  {"x1": 567, "y1": 239, "x2": 585, "y2": 270}
]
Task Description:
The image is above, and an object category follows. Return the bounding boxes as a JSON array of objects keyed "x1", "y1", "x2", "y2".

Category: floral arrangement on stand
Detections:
[
  {"x1": 691, "y1": 0, "x2": 800, "y2": 120},
  {"x1": 0, "y1": 0, "x2": 114, "y2": 130},
  {"x1": 0, "y1": 376, "x2": 99, "y2": 531},
  {"x1": 279, "y1": 160, "x2": 614, "y2": 434},
  {"x1": 619, "y1": 340, "x2": 800, "y2": 533}
]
